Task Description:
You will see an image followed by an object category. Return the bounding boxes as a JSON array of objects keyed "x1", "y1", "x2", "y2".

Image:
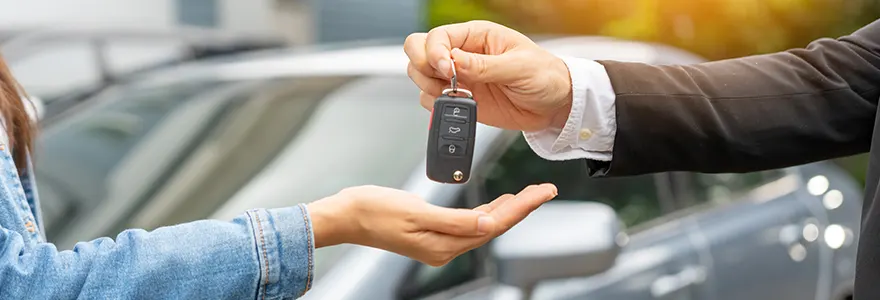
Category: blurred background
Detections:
[{"x1": 4, "y1": 1, "x2": 880, "y2": 299}]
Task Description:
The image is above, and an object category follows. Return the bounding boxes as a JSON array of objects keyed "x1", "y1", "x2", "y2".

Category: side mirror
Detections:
[{"x1": 491, "y1": 201, "x2": 623, "y2": 295}]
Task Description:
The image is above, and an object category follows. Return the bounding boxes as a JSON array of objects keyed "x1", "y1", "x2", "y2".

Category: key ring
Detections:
[
  {"x1": 444, "y1": 58, "x2": 473, "y2": 98},
  {"x1": 450, "y1": 58, "x2": 459, "y2": 92},
  {"x1": 442, "y1": 88, "x2": 473, "y2": 98}
]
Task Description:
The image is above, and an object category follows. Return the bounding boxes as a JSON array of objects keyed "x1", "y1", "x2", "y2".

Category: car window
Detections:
[
  {"x1": 120, "y1": 76, "x2": 354, "y2": 230},
  {"x1": 35, "y1": 79, "x2": 242, "y2": 243},
  {"x1": 481, "y1": 137, "x2": 671, "y2": 229},
  {"x1": 674, "y1": 169, "x2": 789, "y2": 209},
  {"x1": 205, "y1": 76, "x2": 430, "y2": 220},
  {"x1": 201, "y1": 76, "x2": 430, "y2": 278}
]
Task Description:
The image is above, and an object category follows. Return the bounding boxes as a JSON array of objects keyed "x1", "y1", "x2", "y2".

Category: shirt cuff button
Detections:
[{"x1": 579, "y1": 128, "x2": 593, "y2": 140}]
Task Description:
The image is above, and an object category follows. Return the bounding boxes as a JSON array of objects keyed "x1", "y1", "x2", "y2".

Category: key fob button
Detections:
[
  {"x1": 441, "y1": 135, "x2": 465, "y2": 141},
  {"x1": 444, "y1": 106, "x2": 469, "y2": 120},
  {"x1": 439, "y1": 120, "x2": 469, "y2": 139},
  {"x1": 440, "y1": 139, "x2": 467, "y2": 156},
  {"x1": 444, "y1": 117, "x2": 466, "y2": 124}
]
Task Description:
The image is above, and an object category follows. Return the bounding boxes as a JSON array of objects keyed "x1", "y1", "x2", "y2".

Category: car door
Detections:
[
  {"x1": 670, "y1": 169, "x2": 824, "y2": 300},
  {"x1": 399, "y1": 135, "x2": 714, "y2": 300},
  {"x1": 483, "y1": 137, "x2": 717, "y2": 300}
]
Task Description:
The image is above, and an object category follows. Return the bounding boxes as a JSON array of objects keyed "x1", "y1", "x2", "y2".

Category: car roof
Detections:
[
  {"x1": 131, "y1": 36, "x2": 706, "y2": 87},
  {"x1": 2, "y1": 24, "x2": 282, "y2": 44},
  {"x1": 1, "y1": 25, "x2": 284, "y2": 60}
]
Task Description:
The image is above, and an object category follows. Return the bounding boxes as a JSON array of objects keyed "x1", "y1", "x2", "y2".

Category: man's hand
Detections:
[
  {"x1": 308, "y1": 184, "x2": 558, "y2": 266},
  {"x1": 405, "y1": 20, "x2": 573, "y2": 131}
]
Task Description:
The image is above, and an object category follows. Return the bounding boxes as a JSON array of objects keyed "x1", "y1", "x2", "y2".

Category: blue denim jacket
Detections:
[{"x1": 0, "y1": 141, "x2": 316, "y2": 298}]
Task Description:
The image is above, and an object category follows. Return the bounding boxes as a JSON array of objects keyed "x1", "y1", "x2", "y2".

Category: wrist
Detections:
[
  {"x1": 549, "y1": 98, "x2": 572, "y2": 129},
  {"x1": 549, "y1": 55, "x2": 574, "y2": 130},
  {"x1": 307, "y1": 195, "x2": 360, "y2": 248}
]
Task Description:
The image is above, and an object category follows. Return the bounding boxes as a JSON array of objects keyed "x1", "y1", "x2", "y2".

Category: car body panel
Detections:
[{"x1": 679, "y1": 170, "x2": 823, "y2": 300}]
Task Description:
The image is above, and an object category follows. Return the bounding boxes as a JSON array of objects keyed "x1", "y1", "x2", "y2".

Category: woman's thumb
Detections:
[{"x1": 451, "y1": 48, "x2": 524, "y2": 84}]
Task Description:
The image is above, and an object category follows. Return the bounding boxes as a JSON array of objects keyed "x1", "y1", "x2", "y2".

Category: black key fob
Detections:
[{"x1": 427, "y1": 89, "x2": 477, "y2": 184}]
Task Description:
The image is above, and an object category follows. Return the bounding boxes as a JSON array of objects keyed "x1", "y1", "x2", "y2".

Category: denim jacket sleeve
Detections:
[{"x1": 0, "y1": 204, "x2": 316, "y2": 300}]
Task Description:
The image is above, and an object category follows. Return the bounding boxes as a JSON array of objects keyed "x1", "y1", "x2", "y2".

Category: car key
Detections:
[{"x1": 427, "y1": 59, "x2": 477, "y2": 184}]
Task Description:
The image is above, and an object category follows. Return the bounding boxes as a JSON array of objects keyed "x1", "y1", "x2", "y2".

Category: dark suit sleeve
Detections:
[{"x1": 587, "y1": 19, "x2": 880, "y2": 177}]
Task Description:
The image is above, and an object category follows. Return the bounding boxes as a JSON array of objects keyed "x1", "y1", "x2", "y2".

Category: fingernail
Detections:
[
  {"x1": 436, "y1": 58, "x2": 450, "y2": 78},
  {"x1": 477, "y1": 215, "x2": 494, "y2": 234},
  {"x1": 451, "y1": 48, "x2": 468, "y2": 69}
]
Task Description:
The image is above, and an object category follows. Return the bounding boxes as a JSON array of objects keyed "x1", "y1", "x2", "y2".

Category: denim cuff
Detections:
[{"x1": 247, "y1": 204, "x2": 315, "y2": 299}]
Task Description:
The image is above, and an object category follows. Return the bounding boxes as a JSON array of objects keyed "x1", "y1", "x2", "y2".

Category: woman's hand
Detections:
[
  {"x1": 307, "y1": 184, "x2": 558, "y2": 266},
  {"x1": 404, "y1": 20, "x2": 574, "y2": 131}
]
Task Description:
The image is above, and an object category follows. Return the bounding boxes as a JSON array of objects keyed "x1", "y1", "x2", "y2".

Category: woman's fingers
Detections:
[
  {"x1": 489, "y1": 184, "x2": 558, "y2": 231},
  {"x1": 474, "y1": 193, "x2": 515, "y2": 213},
  {"x1": 417, "y1": 184, "x2": 555, "y2": 241},
  {"x1": 415, "y1": 205, "x2": 497, "y2": 237},
  {"x1": 411, "y1": 185, "x2": 558, "y2": 266}
]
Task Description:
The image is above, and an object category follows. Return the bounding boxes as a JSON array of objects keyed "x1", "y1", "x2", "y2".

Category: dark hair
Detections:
[{"x1": 0, "y1": 53, "x2": 35, "y2": 175}]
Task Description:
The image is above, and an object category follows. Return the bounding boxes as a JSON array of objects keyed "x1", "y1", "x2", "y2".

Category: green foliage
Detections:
[
  {"x1": 834, "y1": 154, "x2": 870, "y2": 187},
  {"x1": 425, "y1": 0, "x2": 880, "y2": 60},
  {"x1": 425, "y1": 0, "x2": 507, "y2": 28}
]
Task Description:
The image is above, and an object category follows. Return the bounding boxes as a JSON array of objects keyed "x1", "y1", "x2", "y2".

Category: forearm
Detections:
[
  {"x1": 0, "y1": 205, "x2": 314, "y2": 299},
  {"x1": 597, "y1": 20, "x2": 880, "y2": 175},
  {"x1": 527, "y1": 20, "x2": 880, "y2": 176}
]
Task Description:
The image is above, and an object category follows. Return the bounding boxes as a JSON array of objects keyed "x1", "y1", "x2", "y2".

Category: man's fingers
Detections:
[
  {"x1": 404, "y1": 33, "x2": 436, "y2": 77},
  {"x1": 423, "y1": 21, "x2": 529, "y2": 80},
  {"x1": 425, "y1": 26, "x2": 457, "y2": 79},
  {"x1": 419, "y1": 91, "x2": 437, "y2": 111},
  {"x1": 425, "y1": 21, "x2": 496, "y2": 78},
  {"x1": 408, "y1": 62, "x2": 447, "y2": 97},
  {"x1": 451, "y1": 48, "x2": 526, "y2": 84},
  {"x1": 489, "y1": 183, "x2": 558, "y2": 230},
  {"x1": 416, "y1": 205, "x2": 497, "y2": 236}
]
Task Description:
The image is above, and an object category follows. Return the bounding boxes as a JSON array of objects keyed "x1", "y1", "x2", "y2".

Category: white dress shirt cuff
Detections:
[{"x1": 523, "y1": 56, "x2": 617, "y2": 161}]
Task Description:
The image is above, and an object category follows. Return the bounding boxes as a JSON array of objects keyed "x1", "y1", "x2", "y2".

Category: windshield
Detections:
[
  {"x1": 206, "y1": 76, "x2": 430, "y2": 279},
  {"x1": 35, "y1": 73, "x2": 429, "y2": 278},
  {"x1": 36, "y1": 78, "x2": 231, "y2": 236}
]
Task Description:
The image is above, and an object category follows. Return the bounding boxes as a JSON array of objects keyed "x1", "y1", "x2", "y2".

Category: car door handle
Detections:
[{"x1": 650, "y1": 266, "x2": 707, "y2": 298}]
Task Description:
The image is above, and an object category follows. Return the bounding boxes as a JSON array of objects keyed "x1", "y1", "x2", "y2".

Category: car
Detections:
[
  {"x1": 1, "y1": 25, "x2": 285, "y2": 121},
  {"x1": 33, "y1": 37, "x2": 862, "y2": 300}
]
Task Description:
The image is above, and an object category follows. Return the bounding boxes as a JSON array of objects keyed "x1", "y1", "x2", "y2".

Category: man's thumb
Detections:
[{"x1": 451, "y1": 48, "x2": 523, "y2": 84}]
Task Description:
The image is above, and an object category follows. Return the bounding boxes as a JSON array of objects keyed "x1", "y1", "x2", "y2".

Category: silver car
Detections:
[
  {"x1": 35, "y1": 37, "x2": 861, "y2": 300},
  {"x1": 2, "y1": 26, "x2": 283, "y2": 120}
]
